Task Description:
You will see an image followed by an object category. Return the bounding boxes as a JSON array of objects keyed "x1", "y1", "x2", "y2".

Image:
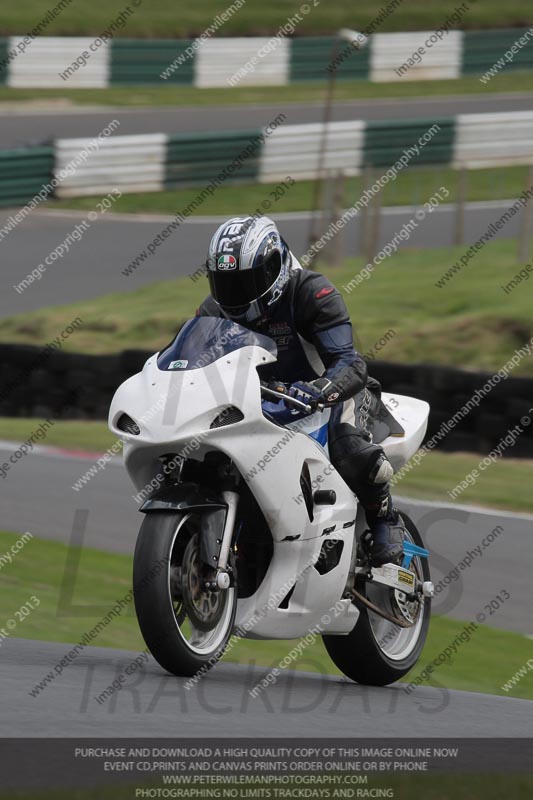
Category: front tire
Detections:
[
  {"x1": 133, "y1": 511, "x2": 237, "y2": 677},
  {"x1": 323, "y1": 511, "x2": 431, "y2": 686}
]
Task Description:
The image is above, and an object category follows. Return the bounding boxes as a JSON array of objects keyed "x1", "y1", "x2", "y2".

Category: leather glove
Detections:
[{"x1": 288, "y1": 377, "x2": 341, "y2": 410}]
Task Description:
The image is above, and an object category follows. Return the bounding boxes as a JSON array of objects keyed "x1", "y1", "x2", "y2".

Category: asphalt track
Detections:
[
  {"x1": 1, "y1": 200, "x2": 526, "y2": 318},
  {"x1": 1, "y1": 444, "x2": 531, "y2": 635},
  {"x1": 2, "y1": 638, "x2": 533, "y2": 737},
  {"x1": 2, "y1": 93, "x2": 533, "y2": 147}
]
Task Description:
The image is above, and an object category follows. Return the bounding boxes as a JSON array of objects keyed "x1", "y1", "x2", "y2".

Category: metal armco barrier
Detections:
[
  {"x1": 0, "y1": 29, "x2": 532, "y2": 87},
  {"x1": 0, "y1": 147, "x2": 54, "y2": 207},
  {"x1": 1, "y1": 111, "x2": 532, "y2": 207}
]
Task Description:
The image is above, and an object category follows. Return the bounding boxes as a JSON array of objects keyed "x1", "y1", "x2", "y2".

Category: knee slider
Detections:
[{"x1": 369, "y1": 452, "x2": 394, "y2": 484}]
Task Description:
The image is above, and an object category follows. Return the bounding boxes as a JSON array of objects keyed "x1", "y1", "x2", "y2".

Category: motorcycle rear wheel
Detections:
[{"x1": 322, "y1": 511, "x2": 431, "y2": 686}]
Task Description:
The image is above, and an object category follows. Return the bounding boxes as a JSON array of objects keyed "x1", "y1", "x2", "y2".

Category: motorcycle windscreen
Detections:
[{"x1": 157, "y1": 317, "x2": 277, "y2": 371}]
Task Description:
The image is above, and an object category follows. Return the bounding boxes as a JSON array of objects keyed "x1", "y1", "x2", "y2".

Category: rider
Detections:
[{"x1": 196, "y1": 215, "x2": 406, "y2": 566}]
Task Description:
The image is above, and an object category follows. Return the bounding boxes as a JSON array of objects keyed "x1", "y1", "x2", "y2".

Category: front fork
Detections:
[{"x1": 203, "y1": 490, "x2": 239, "y2": 591}]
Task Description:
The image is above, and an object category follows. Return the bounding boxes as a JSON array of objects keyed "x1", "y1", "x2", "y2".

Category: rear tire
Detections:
[
  {"x1": 133, "y1": 511, "x2": 236, "y2": 677},
  {"x1": 323, "y1": 511, "x2": 430, "y2": 686}
]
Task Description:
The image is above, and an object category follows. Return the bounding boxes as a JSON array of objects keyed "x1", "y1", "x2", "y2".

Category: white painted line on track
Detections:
[
  {"x1": 0, "y1": 438, "x2": 122, "y2": 465},
  {"x1": 28, "y1": 199, "x2": 523, "y2": 226},
  {"x1": 2, "y1": 92, "x2": 533, "y2": 116},
  {"x1": 397, "y1": 494, "x2": 533, "y2": 523}
]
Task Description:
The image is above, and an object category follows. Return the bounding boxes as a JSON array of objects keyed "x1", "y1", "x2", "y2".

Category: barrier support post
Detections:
[
  {"x1": 454, "y1": 166, "x2": 468, "y2": 246},
  {"x1": 518, "y1": 164, "x2": 533, "y2": 264}
]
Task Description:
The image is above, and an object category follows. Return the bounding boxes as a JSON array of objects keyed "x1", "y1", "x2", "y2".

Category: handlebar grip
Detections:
[{"x1": 261, "y1": 384, "x2": 322, "y2": 414}]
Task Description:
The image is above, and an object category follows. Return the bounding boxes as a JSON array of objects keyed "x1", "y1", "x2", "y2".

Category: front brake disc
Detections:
[{"x1": 181, "y1": 534, "x2": 225, "y2": 631}]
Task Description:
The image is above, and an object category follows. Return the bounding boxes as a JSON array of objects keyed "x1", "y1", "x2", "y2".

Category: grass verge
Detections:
[
  {"x1": 0, "y1": 530, "x2": 531, "y2": 700},
  {"x1": 0, "y1": 417, "x2": 118, "y2": 452},
  {"x1": 1, "y1": 71, "x2": 533, "y2": 108},
  {"x1": 1, "y1": 1, "x2": 531, "y2": 37},
  {"x1": 48, "y1": 164, "x2": 532, "y2": 216},
  {"x1": 393, "y1": 451, "x2": 533, "y2": 513}
]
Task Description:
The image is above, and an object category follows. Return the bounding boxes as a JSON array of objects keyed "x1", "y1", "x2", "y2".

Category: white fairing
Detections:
[
  {"x1": 109, "y1": 322, "x2": 429, "y2": 640},
  {"x1": 380, "y1": 392, "x2": 430, "y2": 471},
  {"x1": 284, "y1": 392, "x2": 429, "y2": 470}
]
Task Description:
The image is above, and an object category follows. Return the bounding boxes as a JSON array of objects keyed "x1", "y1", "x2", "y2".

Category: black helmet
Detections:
[{"x1": 206, "y1": 215, "x2": 291, "y2": 323}]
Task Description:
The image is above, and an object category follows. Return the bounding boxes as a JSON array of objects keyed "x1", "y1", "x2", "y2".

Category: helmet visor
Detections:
[{"x1": 208, "y1": 251, "x2": 282, "y2": 310}]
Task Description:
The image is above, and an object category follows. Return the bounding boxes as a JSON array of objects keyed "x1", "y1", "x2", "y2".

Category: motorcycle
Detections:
[{"x1": 109, "y1": 316, "x2": 433, "y2": 686}]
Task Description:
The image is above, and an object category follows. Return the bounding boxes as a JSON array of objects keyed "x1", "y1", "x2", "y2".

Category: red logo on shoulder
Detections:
[{"x1": 315, "y1": 287, "x2": 335, "y2": 299}]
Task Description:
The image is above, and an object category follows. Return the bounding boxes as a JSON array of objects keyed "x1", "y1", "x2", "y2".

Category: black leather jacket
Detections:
[{"x1": 196, "y1": 266, "x2": 367, "y2": 404}]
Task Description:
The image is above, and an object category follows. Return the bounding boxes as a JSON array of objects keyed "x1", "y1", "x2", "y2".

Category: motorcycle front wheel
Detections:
[
  {"x1": 322, "y1": 511, "x2": 431, "y2": 686},
  {"x1": 133, "y1": 510, "x2": 237, "y2": 677}
]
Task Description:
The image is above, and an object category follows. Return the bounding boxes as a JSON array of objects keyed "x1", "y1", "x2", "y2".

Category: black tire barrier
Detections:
[{"x1": 0, "y1": 344, "x2": 532, "y2": 456}]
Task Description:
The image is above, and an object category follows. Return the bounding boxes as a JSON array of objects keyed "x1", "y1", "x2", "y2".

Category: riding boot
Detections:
[{"x1": 364, "y1": 494, "x2": 405, "y2": 567}]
